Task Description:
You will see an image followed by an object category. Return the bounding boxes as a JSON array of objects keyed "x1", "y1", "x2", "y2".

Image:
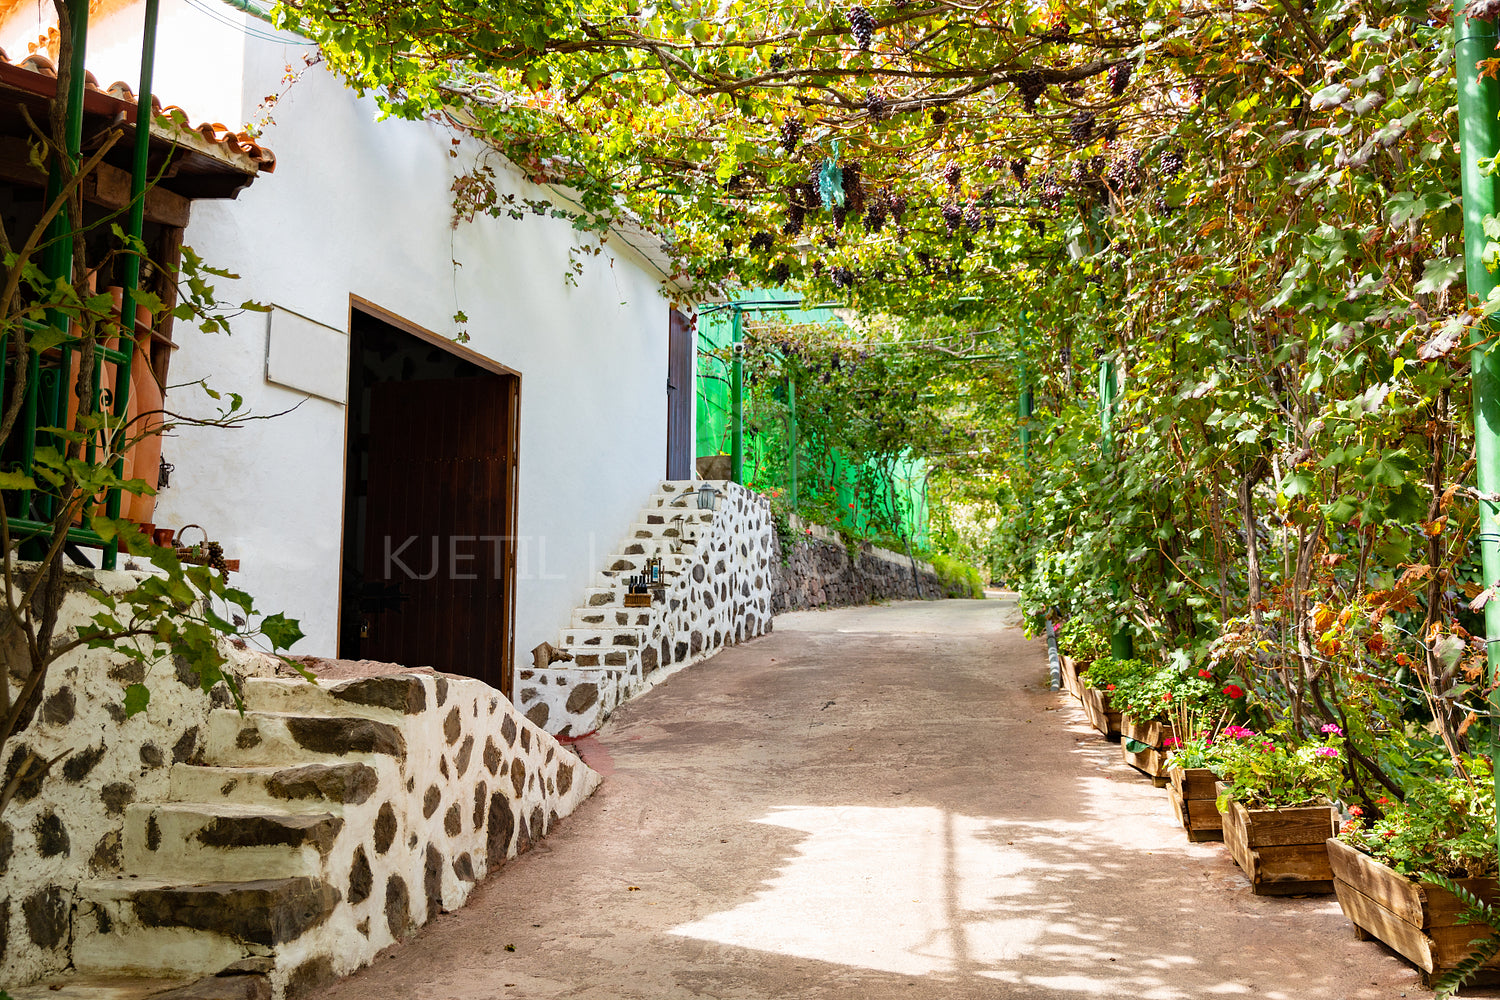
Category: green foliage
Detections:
[
  {"x1": 1339, "y1": 758, "x2": 1497, "y2": 881},
  {"x1": 928, "y1": 552, "x2": 983, "y2": 599},
  {"x1": 1080, "y1": 656, "x2": 1151, "y2": 694},
  {"x1": 1056, "y1": 617, "x2": 1109, "y2": 665},
  {"x1": 1209, "y1": 725, "x2": 1347, "y2": 810}
]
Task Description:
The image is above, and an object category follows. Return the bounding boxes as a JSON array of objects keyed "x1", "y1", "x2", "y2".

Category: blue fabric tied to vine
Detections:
[{"x1": 818, "y1": 140, "x2": 844, "y2": 210}]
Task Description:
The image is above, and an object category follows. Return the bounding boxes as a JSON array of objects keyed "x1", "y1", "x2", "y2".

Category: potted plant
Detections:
[
  {"x1": 1209, "y1": 723, "x2": 1344, "y2": 895},
  {"x1": 1056, "y1": 617, "x2": 1109, "y2": 699},
  {"x1": 1078, "y1": 656, "x2": 1148, "y2": 740},
  {"x1": 1113, "y1": 663, "x2": 1229, "y2": 785},
  {"x1": 1160, "y1": 675, "x2": 1236, "y2": 837},
  {"x1": 1330, "y1": 757, "x2": 1500, "y2": 992}
]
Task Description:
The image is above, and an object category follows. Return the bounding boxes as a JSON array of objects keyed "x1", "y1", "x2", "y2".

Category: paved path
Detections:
[{"x1": 315, "y1": 599, "x2": 1436, "y2": 1000}]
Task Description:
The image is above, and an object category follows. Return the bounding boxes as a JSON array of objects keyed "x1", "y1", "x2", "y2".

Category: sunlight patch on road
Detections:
[{"x1": 669, "y1": 805, "x2": 1050, "y2": 977}]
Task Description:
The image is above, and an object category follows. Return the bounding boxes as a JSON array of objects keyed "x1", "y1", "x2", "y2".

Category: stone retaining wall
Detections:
[
  {"x1": 770, "y1": 517, "x2": 943, "y2": 612},
  {"x1": 0, "y1": 568, "x2": 598, "y2": 997}
]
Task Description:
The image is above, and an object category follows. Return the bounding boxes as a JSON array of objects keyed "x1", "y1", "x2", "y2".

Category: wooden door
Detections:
[
  {"x1": 666, "y1": 308, "x2": 693, "y2": 479},
  {"x1": 360, "y1": 375, "x2": 513, "y2": 693}
]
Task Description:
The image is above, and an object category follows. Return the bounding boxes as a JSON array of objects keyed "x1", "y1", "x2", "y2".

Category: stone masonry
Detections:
[
  {"x1": 0, "y1": 571, "x2": 599, "y2": 999},
  {"x1": 513, "y1": 480, "x2": 776, "y2": 738},
  {"x1": 770, "y1": 516, "x2": 942, "y2": 613}
]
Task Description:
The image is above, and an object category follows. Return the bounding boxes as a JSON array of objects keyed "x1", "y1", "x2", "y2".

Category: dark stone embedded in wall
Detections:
[
  {"x1": 520, "y1": 728, "x2": 531, "y2": 753},
  {"x1": 134, "y1": 877, "x2": 339, "y2": 947},
  {"x1": 373, "y1": 803, "x2": 397, "y2": 854},
  {"x1": 483, "y1": 736, "x2": 502, "y2": 775},
  {"x1": 40, "y1": 687, "x2": 75, "y2": 726},
  {"x1": 33, "y1": 810, "x2": 68, "y2": 857},
  {"x1": 472, "y1": 781, "x2": 488, "y2": 831},
  {"x1": 287, "y1": 717, "x2": 405, "y2": 757},
  {"x1": 283, "y1": 956, "x2": 335, "y2": 1000},
  {"x1": 90, "y1": 829, "x2": 121, "y2": 870},
  {"x1": 174, "y1": 726, "x2": 201, "y2": 763},
  {"x1": 23, "y1": 886, "x2": 67, "y2": 949},
  {"x1": 486, "y1": 793, "x2": 514, "y2": 860},
  {"x1": 524, "y1": 703, "x2": 549, "y2": 730},
  {"x1": 434, "y1": 677, "x2": 449, "y2": 705},
  {"x1": 454, "y1": 735, "x2": 474, "y2": 776},
  {"x1": 444, "y1": 804, "x2": 462, "y2": 837},
  {"x1": 564, "y1": 683, "x2": 599, "y2": 715},
  {"x1": 348, "y1": 846, "x2": 372, "y2": 905},
  {"x1": 0, "y1": 820, "x2": 12, "y2": 875},
  {"x1": 423, "y1": 843, "x2": 443, "y2": 917},
  {"x1": 452, "y1": 852, "x2": 475, "y2": 882},
  {"x1": 145, "y1": 814, "x2": 161, "y2": 851},
  {"x1": 5, "y1": 744, "x2": 45, "y2": 803},
  {"x1": 266, "y1": 763, "x2": 378, "y2": 806},
  {"x1": 101, "y1": 782, "x2": 135, "y2": 815},
  {"x1": 770, "y1": 529, "x2": 944, "y2": 613},
  {"x1": 500, "y1": 715, "x2": 517, "y2": 747},
  {"x1": 0, "y1": 897, "x2": 9, "y2": 961},
  {"x1": 422, "y1": 785, "x2": 442, "y2": 819},
  {"x1": 510, "y1": 759, "x2": 527, "y2": 799},
  {"x1": 139, "y1": 742, "x2": 165, "y2": 768},
  {"x1": 329, "y1": 677, "x2": 426, "y2": 715},
  {"x1": 62, "y1": 743, "x2": 105, "y2": 782},
  {"x1": 443, "y1": 707, "x2": 462, "y2": 744},
  {"x1": 438, "y1": 756, "x2": 450, "y2": 780},
  {"x1": 556, "y1": 763, "x2": 574, "y2": 796},
  {"x1": 236, "y1": 728, "x2": 262, "y2": 750},
  {"x1": 197, "y1": 814, "x2": 344, "y2": 855}
]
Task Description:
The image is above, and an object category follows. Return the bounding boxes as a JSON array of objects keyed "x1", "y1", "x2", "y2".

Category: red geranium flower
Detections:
[
  {"x1": 1223, "y1": 684, "x2": 1245, "y2": 699},
  {"x1": 1106, "y1": 684, "x2": 1116, "y2": 691},
  {"x1": 1198, "y1": 669, "x2": 1211, "y2": 679}
]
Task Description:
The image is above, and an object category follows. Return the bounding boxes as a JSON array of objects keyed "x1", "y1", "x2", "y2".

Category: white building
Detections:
[{"x1": 0, "y1": 0, "x2": 700, "y2": 698}]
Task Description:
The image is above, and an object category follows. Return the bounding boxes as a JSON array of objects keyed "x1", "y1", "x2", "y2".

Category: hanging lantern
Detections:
[{"x1": 697, "y1": 483, "x2": 718, "y2": 510}]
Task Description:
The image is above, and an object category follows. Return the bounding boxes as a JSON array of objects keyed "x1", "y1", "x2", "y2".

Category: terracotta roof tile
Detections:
[{"x1": 0, "y1": 44, "x2": 275, "y2": 174}]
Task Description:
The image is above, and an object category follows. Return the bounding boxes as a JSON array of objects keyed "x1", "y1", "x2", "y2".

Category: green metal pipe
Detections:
[
  {"x1": 1455, "y1": 0, "x2": 1500, "y2": 858},
  {"x1": 1099, "y1": 354, "x2": 1134, "y2": 661},
  {"x1": 101, "y1": 0, "x2": 160, "y2": 569},
  {"x1": 730, "y1": 307, "x2": 744, "y2": 484},
  {"x1": 787, "y1": 374, "x2": 798, "y2": 511}
]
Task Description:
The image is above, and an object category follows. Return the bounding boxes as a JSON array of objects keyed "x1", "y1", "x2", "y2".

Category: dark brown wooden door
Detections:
[
  {"x1": 361, "y1": 375, "x2": 511, "y2": 692},
  {"x1": 666, "y1": 308, "x2": 693, "y2": 479}
]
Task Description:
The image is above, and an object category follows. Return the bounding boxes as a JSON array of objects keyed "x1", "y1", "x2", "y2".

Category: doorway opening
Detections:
[{"x1": 338, "y1": 301, "x2": 520, "y2": 696}]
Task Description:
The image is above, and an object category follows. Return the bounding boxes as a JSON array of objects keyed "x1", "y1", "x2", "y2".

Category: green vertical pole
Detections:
[
  {"x1": 21, "y1": 0, "x2": 89, "y2": 538},
  {"x1": 787, "y1": 374, "x2": 798, "y2": 510},
  {"x1": 730, "y1": 307, "x2": 744, "y2": 484},
  {"x1": 100, "y1": 0, "x2": 159, "y2": 569},
  {"x1": 1455, "y1": 0, "x2": 1500, "y2": 857},
  {"x1": 1099, "y1": 354, "x2": 1134, "y2": 661},
  {"x1": 1019, "y1": 365, "x2": 1033, "y2": 466}
]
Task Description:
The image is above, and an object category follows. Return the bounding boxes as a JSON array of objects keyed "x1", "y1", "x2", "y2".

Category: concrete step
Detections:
[
  {"x1": 559, "y1": 626, "x2": 647, "y2": 649},
  {"x1": 561, "y1": 645, "x2": 641, "y2": 671},
  {"x1": 168, "y1": 762, "x2": 380, "y2": 812},
  {"x1": 616, "y1": 536, "x2": 698, "y2": 558},
  {"x1": 581, "y1": 587, "x2": 624, "y2": 608},
  {"x1": 74, "y1": 875, "x2": 339, "y2": 979},
  {"x1": 570, "y1": 606, "x2": 657, "y2": 629},
  {"x1": 627, "y1": 523, "x2": 706, "y2": 543},
  {"x1": 204, "y1": 709, "x2": 407, "y2": 767},
  {"x1": 123, "y1": 801, "x2": 342, "y2": 881},
  {"x1": 242, "y1": 675, "x2": 430, "y2": 720}
]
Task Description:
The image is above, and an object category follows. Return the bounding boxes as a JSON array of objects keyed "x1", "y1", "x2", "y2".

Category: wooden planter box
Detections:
[
  {"x1": 1217, "y1": 784, "x2": 1336, "y2": 895},
  {"x1": 1060, "y1": 655, "x2": 1087, "y2": 699},
  {"x1": 1168, "y1": 766, "x2": 1223, "y2": 842},
  {"x1": 1327, "y1": 837, "x2": 1500, "y2": 985},
  {"x1": 1120, "y1": 714, "x2": 1174, "y2": 786},
  {"x1": 1079, "y1": 684, "x2": 1121, "y2": 740}
]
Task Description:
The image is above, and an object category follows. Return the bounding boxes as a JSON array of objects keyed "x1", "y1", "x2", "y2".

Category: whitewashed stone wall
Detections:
[
  {"x1": 1, "y1": 570, "x2": 598, "y2": 998},
  {"x1": 515, "y1": 481, "x2": 776, "y2": 737}
]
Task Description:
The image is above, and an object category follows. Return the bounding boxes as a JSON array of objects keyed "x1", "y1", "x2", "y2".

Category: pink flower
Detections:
[
  {"x1": 1223, "y1": 725, "x2": 1256, "y2": 740},
  {"x1": 1163, "y1": 737, "x2": 1181, "y2": 748},
  {"x1": 1315, "y1": 747, "x2": 1340, "y2": 758},
  {"x1": 1321, "y1": 723, "x2": 1343, "y2": 736}
]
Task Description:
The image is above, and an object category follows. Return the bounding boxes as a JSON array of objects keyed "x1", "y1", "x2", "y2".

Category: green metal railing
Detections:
[{"x1": 5, "y1": 0, "x2": 160, "y2": 570}]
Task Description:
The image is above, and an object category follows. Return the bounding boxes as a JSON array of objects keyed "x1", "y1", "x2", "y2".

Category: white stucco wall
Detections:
[{"x1": 34, "y1": 1, "x2": 676, "y2": 666}]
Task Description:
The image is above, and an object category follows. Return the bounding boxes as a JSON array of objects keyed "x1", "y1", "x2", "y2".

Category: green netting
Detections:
[{"x1": 695, "y1": 292, "x2": 929, "y2": 547}]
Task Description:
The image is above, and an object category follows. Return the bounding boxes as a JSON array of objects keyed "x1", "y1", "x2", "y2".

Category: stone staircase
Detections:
[
  {"x1": 69, "y1": 673, "x2": 599, "y2": 999},
  {"x1": 513, "y1": 480, "x2": 776, "y2": 738}
]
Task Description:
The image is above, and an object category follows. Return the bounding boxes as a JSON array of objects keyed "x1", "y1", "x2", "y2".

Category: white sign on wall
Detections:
[{"x1": 265, "y1": 306, "x2": 349, "y2": 404}]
